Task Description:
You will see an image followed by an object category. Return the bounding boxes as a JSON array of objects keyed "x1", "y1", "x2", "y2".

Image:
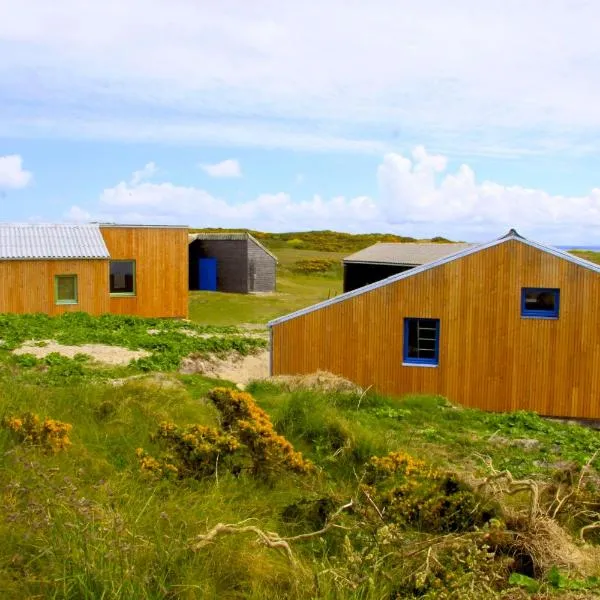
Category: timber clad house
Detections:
[
  {"x1": 0, "y1": 223, "x2": 189, "y2": 318},
  {"x1": 188, "y1": 232, "x2": 277, "y2": 293},
  {"x1": 270, "y1": 229, "x2": 600, "y2": 420},
  {"x1": 343, "y1": 242, "x2": 474, "y2": 292}
]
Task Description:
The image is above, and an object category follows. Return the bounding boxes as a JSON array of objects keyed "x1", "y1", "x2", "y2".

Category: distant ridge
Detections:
[{"x1": 189, "y1": 227, "x2": 457, "y2": 254}]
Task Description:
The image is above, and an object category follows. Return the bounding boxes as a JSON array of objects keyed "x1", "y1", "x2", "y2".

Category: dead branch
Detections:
[
  {"x1": 361, "y1": 487, "x2": 385, "y2": 522},
  {"x1": 189, "y1": 500, "x2": 353, "y2": 564},
  {"x1": 550, "y1": 450, "x2": 599, "y2": 519},
  {"x1": 476, "y1": 455, "x2": 543, "y2": 523},
  {"x1": 580, "y1": 521, "x2": 600, "y2": 542}
]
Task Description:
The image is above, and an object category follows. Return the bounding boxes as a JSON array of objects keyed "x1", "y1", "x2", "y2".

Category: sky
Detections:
[{"x1": 1, "y1": 1, "x2": 600, "y2": 244}]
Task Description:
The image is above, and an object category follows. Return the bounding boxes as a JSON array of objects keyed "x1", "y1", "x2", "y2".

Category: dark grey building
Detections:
[
  {"x1": 343, "y1": 242, "x2": 475, "y2": 293},
  {"x1": 189, "y1": 233, "x2": 277, "y2": 293}
]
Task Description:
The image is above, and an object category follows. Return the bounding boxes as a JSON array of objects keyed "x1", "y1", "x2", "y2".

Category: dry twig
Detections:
[{"x1": 189, "y1": 500, "x2": 354, "y2": 564}]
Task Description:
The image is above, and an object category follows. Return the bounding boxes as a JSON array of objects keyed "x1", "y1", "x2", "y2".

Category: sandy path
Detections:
[
  {"x1": 13, "y1": 340, "x2": 150, "y2": 366},
  {"x1": 180, "y1": 350, "x2": 270, "y2": 386}
]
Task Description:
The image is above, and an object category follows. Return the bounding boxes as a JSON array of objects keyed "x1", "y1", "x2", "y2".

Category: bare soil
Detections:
[
  {"x1": 180, "y1": 350, "x2": 270, "y2": 387},
  {"x1": 13, "y1": 340, "x2": 150, "y2": 366}
]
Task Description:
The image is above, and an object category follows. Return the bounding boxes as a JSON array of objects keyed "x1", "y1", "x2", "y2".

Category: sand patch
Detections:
[
  {"x1": 14, "y1": 340, "x2": 150, "y2": 366},
  {"x1": 178, "y1": 328, "x2": 269, "y2": 340},
  {"x1": 269, "y1": 371, "x2": 362, "y2": 394},
  {"x1": 180, "y1": 350, "x2": 269, "y2": 387},
  {"x1": 109, "y1": 372, "x2": 185, "y2": 389}
]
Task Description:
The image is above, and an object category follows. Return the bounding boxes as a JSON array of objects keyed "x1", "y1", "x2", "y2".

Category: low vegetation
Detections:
[
  {"x1": 1, "y1": 339, "x2": 600, "y2": 598},
  {"x1": 190, "y1": 227, "x2": 434, "y2": 253},
  {"x1": 0, "y1": 312, "x2": 266, "y2": 378}
]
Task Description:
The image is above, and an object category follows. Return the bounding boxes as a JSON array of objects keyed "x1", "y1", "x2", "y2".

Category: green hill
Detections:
[{"x1": 190, "y1": 227, "x2": 454, "y2": 253}]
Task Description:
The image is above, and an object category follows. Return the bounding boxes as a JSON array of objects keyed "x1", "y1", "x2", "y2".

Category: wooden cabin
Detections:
[
  {"x1": 0, "y1": 223, "x2": 188, "y2": 318},
  {"x1": 343, "y1": 242, "x2": 474, "y2": 292},
  {"x1": 270, "y1": 229, "x2": 600, "y2": 420},
  {"x1": 188, "y1": 232, "x2": 277, "y2": 293}
]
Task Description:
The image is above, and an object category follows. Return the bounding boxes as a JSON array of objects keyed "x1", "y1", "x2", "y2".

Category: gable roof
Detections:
[
  {"x1": 0, "y1": 223, "x2": 110, "y2": 260},
  {"x1": 343, "y1": 242, "x2": 475, "y2": 266},
  {"x1": 189, "y1": 232, "x2": 278, "y2": 261},
  {"x1": 269, "y1": 229, "x2": 600, "y2": 327}
]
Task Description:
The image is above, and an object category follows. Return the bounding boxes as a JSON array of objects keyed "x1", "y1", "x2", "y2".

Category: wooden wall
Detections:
[
  {"x1": 272, "y1": 240, "x2": 600, "y2": 419},
  {"x1": 0, "y1": 259, "x2": 109, "y2": 315},
  {"x1": 101, "y1": 226, "x2": 188, "y2": 318}
]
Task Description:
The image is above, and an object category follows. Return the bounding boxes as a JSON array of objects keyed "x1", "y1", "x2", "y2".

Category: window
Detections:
[
  {"x1": 55, "y1": 275, "x2": 78, "y2": 305},
  {"x1": 521, "y1": 288, "x2": 559, "y2": 319},
  {"x1": 403, "y1": 318, "x2": 440, "y2": 366},
  {"x1": 110, "y1": 260, "x2": 136, "y2": 295}
]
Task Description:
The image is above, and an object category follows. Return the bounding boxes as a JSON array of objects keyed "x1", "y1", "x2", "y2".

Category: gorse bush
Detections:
[
  {"x1": 292, "y1": 258, "x2": 339, "y2": 274},
  {"x1": 137, "y1": 388, "x2": 312, "y2": 480},
  {"x1": 2, "y1": 412, "x2": 72, "y2": 453},
  {"x1": 362, "y1": 451, "x2": 497, "y2": 534},
  {"x1": 138, "y1": 422, "x2": 240, "y2": 479},
  {"x1": 209, "y1": 387, "x2": 314, "y2": 476}
]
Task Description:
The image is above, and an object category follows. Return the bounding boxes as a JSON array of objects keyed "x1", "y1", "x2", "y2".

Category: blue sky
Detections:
[{"x1": 2, "y1": 0, "x2": 600, "y2": 244}]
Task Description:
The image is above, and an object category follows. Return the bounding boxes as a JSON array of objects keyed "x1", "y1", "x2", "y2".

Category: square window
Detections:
[
  {"x1": 55, "y1": 275, "x2": 78, "y2": 305},
  {"x1": 521, "y1": 288, "x2": 559, "y2": 319},
  {"x1": 110, "y1": 260, "x2": 136, "y2": 295},
  {"x1": 403, "y1": 318, "x2": 440, "y2": 366}
]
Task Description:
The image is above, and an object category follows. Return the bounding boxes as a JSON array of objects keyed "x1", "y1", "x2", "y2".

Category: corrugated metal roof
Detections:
[
  {"x1": 269, "y1": 229, "x2": 600, "y2": 327},
  {"x1": 343, "y1": 242, "x2": 476, "y2": 265},
  {"x1": 189, "y1": 232, "x2": 278, "y2": 261},
  {"x1": 190, "y1": 232, "x2": 249, "y2": 241},
  {"x1": 0, "y1": 223, "x2": 110, "y2": 260}
]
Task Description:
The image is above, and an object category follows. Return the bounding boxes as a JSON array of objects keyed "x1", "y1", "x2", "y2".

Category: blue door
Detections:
[{"x1": 199, "y1": 258, "x2": 217, "y2": 291}]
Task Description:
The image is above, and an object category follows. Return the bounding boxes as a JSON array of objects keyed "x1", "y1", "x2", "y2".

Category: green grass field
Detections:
[{"x1": 189, "y1": 247, "x2": 344, "y2": 326}]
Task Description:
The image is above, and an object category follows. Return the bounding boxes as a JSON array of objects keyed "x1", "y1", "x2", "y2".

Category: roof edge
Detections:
[
  {"x1": 268, "y1": 231, "x2": 600, "y2": 328},
  {"x1": 246, "y1": 233, "x2": 278, "y2": 262},
  {"x1": 98, "y1": 223, "x2": 188, "y2": 229}
]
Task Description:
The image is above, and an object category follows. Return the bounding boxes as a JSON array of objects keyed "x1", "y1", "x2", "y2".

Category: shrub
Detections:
[
  {"x1": 2, "y1": 412, "x2": 72, "y2": 453},
  {"x1": 151, "y1": 422, "x2": 240, "y2": 478},
  {"x1": 138, "y1": 388, "x2": 313, "y2": 480},
  {"x1": 208, "y1": 387, "x2": 313, "y2": 476},
  {"x1": 292, "y1": 258, "x2": 338, "y2": 274},
  {"x1": 363, "y1": 451, "x2": 497, "y2": 533}
]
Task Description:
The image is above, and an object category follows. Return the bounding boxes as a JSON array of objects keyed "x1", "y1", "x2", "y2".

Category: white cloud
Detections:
[
  {"x1": 1, "y1": 2, "x2": 600, "y2": 156},
  {"x1": 130, "y1": 161, "x2": 157, "y2": 185},
  {"x1": 200, "y1": 159, "x2": 242, "y2": 178},
  {"x1": 66, "y1": 150, "x2": 600, "y2": 244},
  {"x1": 0, "y1": 155, "x2": 32, "y2": 189},
  {"x1": 64, "y1": 205, "x2": 92, "y2": 222}
]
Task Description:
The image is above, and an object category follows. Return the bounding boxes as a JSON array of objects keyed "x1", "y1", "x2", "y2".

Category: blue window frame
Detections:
[
  {"x1": 403, "y1": 318, "x2": 440, "y2": 366},
  {"x1": 521, "y1": 288, "x2": 559, "y2": 319}
]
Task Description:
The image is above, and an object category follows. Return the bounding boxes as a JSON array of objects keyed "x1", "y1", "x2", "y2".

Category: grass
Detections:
[
  {"x1": 189, "y1": 271, "x2": 342, "y2": 326},
  {"x1": 0, "y1": 312, "x2": 266, "y2": 380},
  {"x1": 2, "y1": 366, "x2": 600, "y2": 598}
]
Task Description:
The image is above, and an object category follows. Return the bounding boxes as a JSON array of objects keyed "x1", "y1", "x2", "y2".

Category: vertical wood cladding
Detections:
[
  {"x1": 189, "y1": 239, "x2": 248, "y2": 293},
  {"x1": 189, "y1": 236, "x2": 276, "y2": 293},
  {"x1": 101, "y1": 226, "x2": 188, "y2": 318},
  {"x1": 247, "y1": 238, "x2": 276, "y2": 292},
  {"x1": 272, "y1": 240, "x2": 600, "y2": 419},
  {"x1": 0, "y1": 259, "x2": 109, "y2": 315}
]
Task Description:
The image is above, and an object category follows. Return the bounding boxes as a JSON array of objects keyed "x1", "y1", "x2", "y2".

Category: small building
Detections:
[
  {"x1": 269, "y1": 229, "x2": 600, "y2": 420},
  {"x1": 188, "y1": 232, "x2": 277, "y2": 294},
  {"x1": 0, "y1": 223, "x2": 188, "y2": 317},
  {"x1": 343, "y1": 242, "x2": 474, "y2": 292}
]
